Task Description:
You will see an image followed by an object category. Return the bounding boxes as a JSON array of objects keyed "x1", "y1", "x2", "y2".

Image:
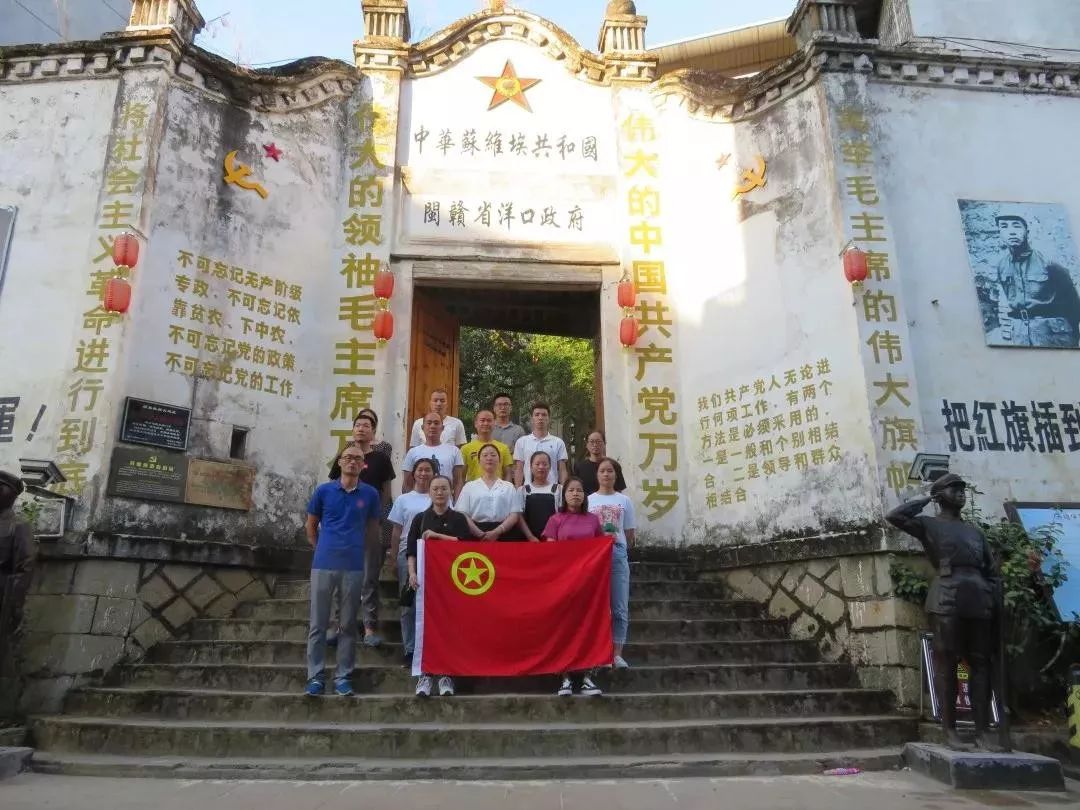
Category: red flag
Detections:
[{"x1": 414, "y1": 537, "x2": 613, "y2": 677}]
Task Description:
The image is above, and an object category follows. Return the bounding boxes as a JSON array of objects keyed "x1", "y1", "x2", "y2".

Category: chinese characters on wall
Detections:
[
  {"x1": 330, "y1": 100, "x2": 388, "y2": 450},
  {"x1": 407, "y1": 195, "x2": 601, "y2": 243},
  {"x1": 54, "y1": 98, "x2": 155, "y2": 494},
  {"x1": 696, "y1": 360, "x2": 841, "y2": 509},
  {"x1": 834, "y1": 102, "x2": 922, "y2": 498},
  {"x1": 411, "y1": 125, "x2": 601, "y2": 166},
  {"x1": 165, "y1": 250, "x2": 303, "y2": 398},
  {"x1": 621, "y1": 112, "x2": 680, "y2": 523},
  {"x1": 942, "y1": 399, "x2": 1080, "y2": 454}
]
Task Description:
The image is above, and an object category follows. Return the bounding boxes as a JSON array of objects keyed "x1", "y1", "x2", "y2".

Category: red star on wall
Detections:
[
  {"x1": 263, "y1": 143, "x2": 283, "y2": 162},
  {"x1": 477, "y1": 61, "x2": 541, "y2": 112}
]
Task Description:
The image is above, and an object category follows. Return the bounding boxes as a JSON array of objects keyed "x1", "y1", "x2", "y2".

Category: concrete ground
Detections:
[{"x1": 1, "y1": 771, "x2": 1077, "y2": 810}]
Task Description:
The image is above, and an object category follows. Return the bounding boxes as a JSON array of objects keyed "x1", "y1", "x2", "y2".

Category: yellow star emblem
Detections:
[
  {"x1": 477, "y1": 61, "x2": 541, "y2": 112},
  {"x1": 450, "y1": 551, "x2": 496, "y2": 596}
]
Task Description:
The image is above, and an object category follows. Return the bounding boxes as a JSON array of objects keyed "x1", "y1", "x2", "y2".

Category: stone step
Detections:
[
  {"x1": 186, "y1": 616, "x2": 790, "y2": 643},
  {"x1": 106, "y1": 662, "x2": 859, "y2": 693},
  {"x1": 146, "y1": 638, "x2": 820, "y2": 666},
  {"x1": 234, "y1": 597, "x2": 763, "y2": 622},
  {"x1": 30, "y1": 747, "x2": 907, "y2": 780},
  {"x1": 64, "y1": 686, "x2": 897, "y2": 724},
  {"x1": 274, "y1": 577, "x2": 728, "y2": 601},
  {"x1": 29, "y1": 714, "x2": 916, "y2": 759}
]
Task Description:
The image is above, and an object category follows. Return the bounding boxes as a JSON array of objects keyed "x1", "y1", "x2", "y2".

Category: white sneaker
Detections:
[
  {"x1": 438, "y1": 676, "x2": 455, "y2": 697},
  {"x1": 557, "y1": 677, "x2": 573, "y2": 697},
  {"x1": 613, "y1": 655, "x2": 629, "y2": 669},
  {"x1": 415, "y1": 675, "x2": 433, "y2": 698},
  {"x1": 579, "y1": 676, "x2": 602, "y2": 697}
]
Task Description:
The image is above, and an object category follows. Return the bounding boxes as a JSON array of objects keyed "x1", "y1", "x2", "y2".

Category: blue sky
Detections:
[{"x1": 193, "y1": 0, "x2": 795, "y2": 67}]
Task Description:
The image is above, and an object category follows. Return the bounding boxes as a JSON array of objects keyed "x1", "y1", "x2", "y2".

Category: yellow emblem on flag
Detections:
[{"x1": 451, "y1": 551, "x2": 495, "y2": 596}]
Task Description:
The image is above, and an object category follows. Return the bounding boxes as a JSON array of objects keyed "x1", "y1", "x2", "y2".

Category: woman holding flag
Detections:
[
  {"x1": 388, "y1": 457, "x2": 436, "y2": 668},
  {"x1": 406, "y1": 475, "x2": 478, "y2": 697},
  {"x1": 587, "y1": 459, "x2": 636, "y2": 670},
  {"x1": 542, "y1": 477, "x2": 604, "y2": 696}
]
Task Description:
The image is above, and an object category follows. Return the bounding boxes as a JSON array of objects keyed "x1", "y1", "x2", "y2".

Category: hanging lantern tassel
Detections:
[
  {"x1": 373, "y1": 309, "x2": 395, "y2": 346},
  {"x1": 842, "y1": 245, "x2": 869, "y2": 286},
  {"x1": 112, "y1": 232, "x2": 140, "y2": 269},
  {"x1": 103, "y1": 277, "x2": 132, "y2": 314},
  {"x1": 619, "y1": 315, "x2": 639, "y2": 349}
]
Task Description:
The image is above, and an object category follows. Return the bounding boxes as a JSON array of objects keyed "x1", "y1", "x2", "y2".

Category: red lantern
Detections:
[
  {"x1": 617, "y1": 279, "x2": 636, "y2": 310},
  {"x1": 103, "y1": 277, "x2": 132, "y2": 313},
  {"x1": 842, "y1": 246, "x2": 869, "y2": 285},
  {"x1": 374, "y1": 269, "x2": 395, "y2": 301},
  {"x1": 112, "y1": 233, "x2": 140, "y2": 268},
  {"x1": 373, "y1": 309, "x2": 394, "y2": 343},
  {"x1": 619, "y1": 316, "x2": 638, "y2": 348}
]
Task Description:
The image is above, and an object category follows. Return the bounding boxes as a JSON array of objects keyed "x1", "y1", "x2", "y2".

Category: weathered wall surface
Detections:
[
  {"x1": 904, "y1": 0, "x2": 1080, "y2": 52},
  {"x1": 88, "y1": 75, "x2": 355, "y2": 544},
  {"x1": 0, "y1": 77, "x2": 121, "y2": 473},
  {"x1": 869, "y1": 78, "x2": 1080, "y2": 515},
  {"x1": 658, "y1": 87, "x2": 881, "y2": 548}
]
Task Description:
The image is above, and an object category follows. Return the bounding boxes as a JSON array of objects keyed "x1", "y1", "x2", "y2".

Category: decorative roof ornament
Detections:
[
  {"x1": 123, "y1": 0, "x2": 205, "y2": 45},
  {"x1": 598, "y1": 0, "x2": 647, "y2": 55},
  {"x1": 787, "y1": 0, "x2": 861, "y2": 47}
]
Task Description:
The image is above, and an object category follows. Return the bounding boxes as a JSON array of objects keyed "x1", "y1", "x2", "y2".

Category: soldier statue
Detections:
[{"x1": 886, "y1": 473, "x2": 1006, "y2": 752}]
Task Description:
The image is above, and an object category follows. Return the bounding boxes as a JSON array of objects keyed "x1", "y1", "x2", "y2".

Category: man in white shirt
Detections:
[
  {"x1": 408, "y1": 389, "x2": 466, "y2": 448},
  {"x1": 513, "y1": 401, "x2": 569, "y2": 487},
  {"x1": 402, "y1": 413, "x2": 465, "y2": 498}
]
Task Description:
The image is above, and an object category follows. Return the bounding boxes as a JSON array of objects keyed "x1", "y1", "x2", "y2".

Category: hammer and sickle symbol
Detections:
[
  {"x1": 733, "y1": 155, "x2": 767, "y2": 199},
  {"x1": 223, "y1": 150, "x2": 269, "y2": 199}
]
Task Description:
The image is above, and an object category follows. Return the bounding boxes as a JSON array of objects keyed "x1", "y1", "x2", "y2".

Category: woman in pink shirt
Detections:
[{"x1": 542, "y1": 477, "x2": 604, "y2": 697}]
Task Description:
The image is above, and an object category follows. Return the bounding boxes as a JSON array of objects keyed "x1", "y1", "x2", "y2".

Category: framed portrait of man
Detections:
[{"x1": 958, "y1": 200, "x2": 1080, "y2": 349}]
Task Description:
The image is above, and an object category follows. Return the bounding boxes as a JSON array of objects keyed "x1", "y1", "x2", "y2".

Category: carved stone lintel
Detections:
[
  {"x1": 122, "y1": 0, "x2": 205, "y2": 45},
  {"x1": 787, "y1": 0, "x2": 861, "y2": 47}
]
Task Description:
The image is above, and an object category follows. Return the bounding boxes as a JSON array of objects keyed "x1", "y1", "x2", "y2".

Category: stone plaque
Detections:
[
  {"x1": 185, "y1": 458, "x2": 255, "y2": 511},
  {"x1": 120, "y1": 397, "x2": 191, "y2": 451},
  {"x1": 107, "y1": 446, "x2": 189, "y2": 504}
]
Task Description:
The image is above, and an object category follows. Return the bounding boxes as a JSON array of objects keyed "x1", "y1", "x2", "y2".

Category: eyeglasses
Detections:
[{"x1": 340, "y1": 455, "x2": 365, "y2": 463}]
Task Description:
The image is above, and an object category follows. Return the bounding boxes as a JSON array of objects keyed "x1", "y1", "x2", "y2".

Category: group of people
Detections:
[{"x1": 305, "y1": 390, "x2": 635, "y2": 699}]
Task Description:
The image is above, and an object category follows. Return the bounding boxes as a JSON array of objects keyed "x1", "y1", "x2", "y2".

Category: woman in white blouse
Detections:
[{"x1": 455, "y1": 444, "x2": 523, "y2": 541}]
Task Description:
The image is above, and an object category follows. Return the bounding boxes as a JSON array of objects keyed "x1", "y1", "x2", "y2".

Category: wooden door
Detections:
[{"x1": 408, "y1": 289, "x2": 460, "y2": 446}]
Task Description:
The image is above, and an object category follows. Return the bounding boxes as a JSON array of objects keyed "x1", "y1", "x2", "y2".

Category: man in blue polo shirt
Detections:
[{"x1": 304, "y1": 442, "x2": 380, "y2": 697}]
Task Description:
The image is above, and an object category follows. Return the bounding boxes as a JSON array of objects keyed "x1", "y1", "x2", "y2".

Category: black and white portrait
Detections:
[{"x1": 958, "y1": 200, "x2": 1080, "y2": 349}]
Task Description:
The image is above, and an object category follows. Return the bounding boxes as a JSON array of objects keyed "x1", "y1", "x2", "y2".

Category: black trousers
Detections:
[{"x1": 931, "y1": 614, "x2": 994, "y2": 733}]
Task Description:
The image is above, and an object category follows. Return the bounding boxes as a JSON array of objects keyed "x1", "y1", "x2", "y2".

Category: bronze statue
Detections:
[
  {"x1": 0, "y1": 471, "x2": 34, "y2": 664},
  {"x1": 886, "y1": 473, "x2": 1006, "y2": 752}
]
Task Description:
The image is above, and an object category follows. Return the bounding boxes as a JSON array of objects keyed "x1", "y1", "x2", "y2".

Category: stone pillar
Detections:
[
  {"x1": 124, "y1": 0, "x2": 206, "y2": 44},
  {"x1": 359, "y1": 0, "x2": 411, "y2": 45},
  {"x1": 598, "y1": 1, "x2": 648, "y2": 56},
  {"x1": 598, "y1": 2, "x2": 656, "y2": 85},
  {"x1": 787, "y1": 0, "x2": 861, "y2": 46}
]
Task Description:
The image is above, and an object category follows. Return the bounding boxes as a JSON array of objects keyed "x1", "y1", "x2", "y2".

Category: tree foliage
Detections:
[{"x1": 458, "y1": 328, "x2": 596, "y2": 455}]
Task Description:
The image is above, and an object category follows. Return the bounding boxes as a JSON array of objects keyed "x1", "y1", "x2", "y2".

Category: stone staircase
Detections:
[{"x1": 27, "y1": 561, "x2": 917, "y2": 779}]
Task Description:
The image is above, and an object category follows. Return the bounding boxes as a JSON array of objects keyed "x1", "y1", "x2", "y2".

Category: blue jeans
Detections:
[
  {"x1": 307, "y1": 568, "x2": 364, "y2": 681},
  {"x1": 611, "y1": 543, "x2": 630, "y2": 646},
  {"x1": 397, "y1": 549, "x2": 416, "y2": 655}
]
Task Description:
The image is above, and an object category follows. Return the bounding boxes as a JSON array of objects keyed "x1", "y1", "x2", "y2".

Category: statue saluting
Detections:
[{"x1": 886, "y1": 473, "x2": 1008, "y2": 752}]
